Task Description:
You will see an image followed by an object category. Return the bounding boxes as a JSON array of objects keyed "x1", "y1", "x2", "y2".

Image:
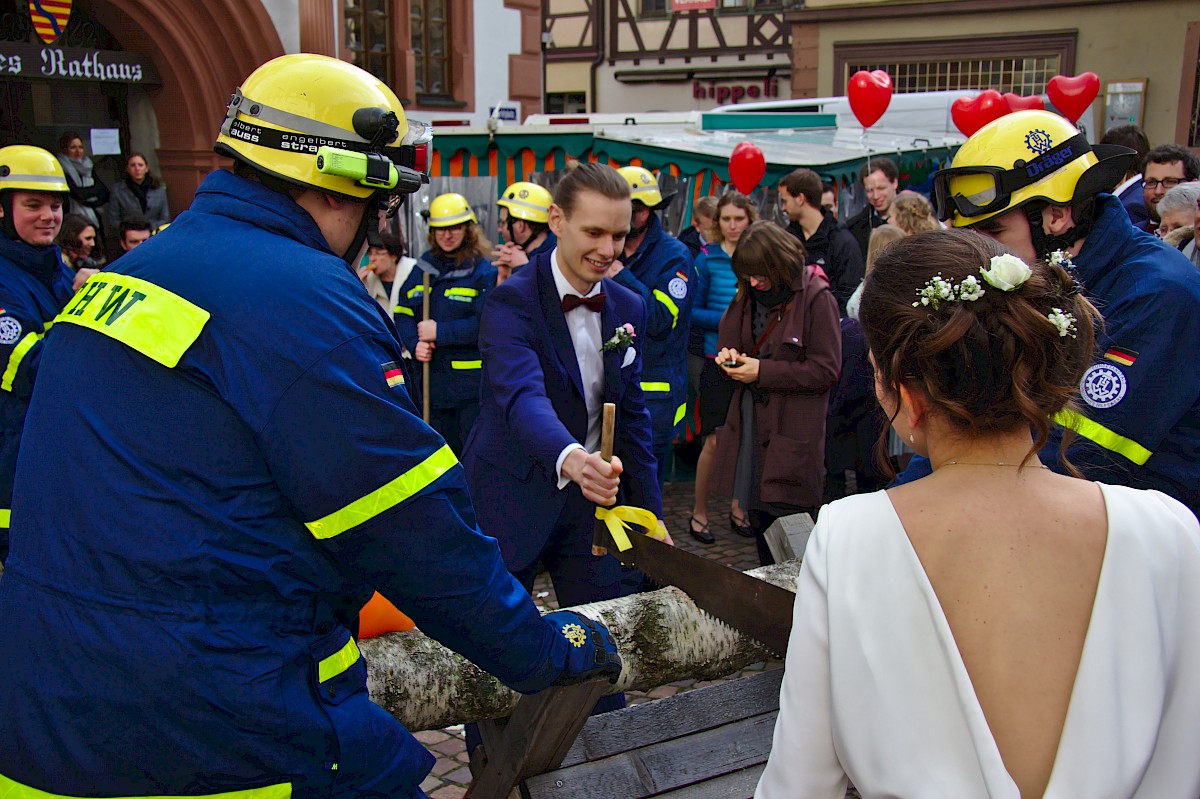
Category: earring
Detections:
[{"x1": 909, "y1": 433, "x2": 914, "y2": 444}]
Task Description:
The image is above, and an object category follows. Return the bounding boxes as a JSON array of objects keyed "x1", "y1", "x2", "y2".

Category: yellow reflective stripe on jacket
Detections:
[
  {"x1": 1, "y1": 330, "x2": 42, "y2": 392},
  {"x1": 444, "y1": 287, "x2": 479, "y2": 298},
  {"x1": 0, "y1": 509, "x2": 9, "y2": 528},
  {"x1": 0, "y1": 772, "x2": 292, "y2": 799},
  {"x1": 640, "y1": 381, "x2": 670, "y2": 393},
  {"x1": 652, "y1": 289, "x2": 680, "y2": 330},
  {"x1": 394, "y1": 305, "x2": 415, "y2": 317},
  {"x1": 56, "y1": 274, "x2": 209, "y2": 368},
  {"x1": 305, "y1": 444, "x2": 458, "y2": 539},
  {"x1": 450, "y1": 360, "x2": 482, "y2": 370},
  {"x1": 674, "y1": 401, "x2": 687, "y2": 426},
  {"x1": 318, "y1": 637, "x2": 361, "y2": 683},
  {"x1": 1054, "y1": 410, "x2": 1153, "y2": 466},
  {"x1": 407, "y1": 286, "x2": 425, "y2": 299}
]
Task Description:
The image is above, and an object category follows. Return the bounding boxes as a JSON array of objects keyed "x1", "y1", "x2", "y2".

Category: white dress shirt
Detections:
[{"x1": 551, "y1": 249, "x2": 604, "y2": 487}]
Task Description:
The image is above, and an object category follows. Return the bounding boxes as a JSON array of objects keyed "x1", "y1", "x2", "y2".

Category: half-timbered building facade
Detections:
[{"x1": 544, "y1": 0, "x2": 791, "y2": 112}]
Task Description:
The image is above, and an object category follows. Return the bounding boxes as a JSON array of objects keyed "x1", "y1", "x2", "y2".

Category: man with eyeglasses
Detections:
[{"x1": 1141, "y1": 144, "x2": 1200, "y2": 233}]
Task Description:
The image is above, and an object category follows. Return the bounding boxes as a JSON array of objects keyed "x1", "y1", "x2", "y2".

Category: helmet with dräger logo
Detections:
[{"x1": 932, "y1": 110, "x2": 1132, "y2": 228}]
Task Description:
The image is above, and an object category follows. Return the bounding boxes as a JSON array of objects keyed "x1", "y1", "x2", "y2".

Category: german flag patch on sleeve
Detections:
[
  {"x1": 382, "y1": 361, "x2": 405, "y2": 388},
  {"x1": 1103, "y1": 346, "x2": 1138, "y2": 367}
]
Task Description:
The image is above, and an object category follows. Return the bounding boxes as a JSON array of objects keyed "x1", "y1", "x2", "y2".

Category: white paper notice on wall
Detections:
[{"x1": 90, "y1": 128, "x2": 121, "y2": 156}]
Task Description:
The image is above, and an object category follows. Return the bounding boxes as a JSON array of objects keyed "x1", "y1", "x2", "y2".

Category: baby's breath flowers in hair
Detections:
[
  {"x1": 913, "y1": 273, "x2": 986, "y2": 309},
  {"x1": 980, "y1": 253, "x2": 1033, "y2": 291},
  {"x1": 956, "y1": 274, "x2": 985, "y2": 302},
  {"x1": 1047, "y1": 308, "x2": 1078, "y2": 338}
]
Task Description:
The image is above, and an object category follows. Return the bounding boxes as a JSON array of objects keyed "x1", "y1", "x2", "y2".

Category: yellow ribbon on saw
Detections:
[{"x1": 594, "y1": 505, "x2": 666, "y2": 552}]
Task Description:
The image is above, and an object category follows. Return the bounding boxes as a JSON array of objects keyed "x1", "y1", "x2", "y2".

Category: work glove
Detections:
[{"x1": 544, "y1": 610, "x2": 623, "y2": 686}]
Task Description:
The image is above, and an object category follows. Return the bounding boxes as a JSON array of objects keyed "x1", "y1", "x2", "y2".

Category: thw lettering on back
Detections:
[
  {"x1": 93, "y1": 285, "x2": 147, "y2": 325},
  {"x1": 67, "y1": 280, "x2": 107, "y2": 316}
]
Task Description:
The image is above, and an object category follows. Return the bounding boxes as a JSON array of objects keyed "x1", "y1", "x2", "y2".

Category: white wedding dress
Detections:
[{"x1": 756, "y1": 484, "x2": 1200, "y2": 799}]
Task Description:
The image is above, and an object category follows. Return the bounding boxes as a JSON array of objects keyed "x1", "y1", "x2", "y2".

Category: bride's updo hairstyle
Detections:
[{"x1": 860, "y1": 229, "x2": 1100, "y2": 467}]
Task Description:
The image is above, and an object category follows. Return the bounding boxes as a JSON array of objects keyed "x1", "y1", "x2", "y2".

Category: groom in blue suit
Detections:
[{"x1": 462, "y1": 162, "x2": 664, "y2": 611}]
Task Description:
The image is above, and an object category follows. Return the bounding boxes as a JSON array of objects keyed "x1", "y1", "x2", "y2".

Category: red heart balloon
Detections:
[
  {"x1": 728, "y1": 141, "x2": 766, "y2": 195},
  {"x1": 1003, "y1": 93, "x2": 1045, "y2": 112},
  {"x1": 951, "y1": 90, "x2": 1013, "y2": 137},
  {"x1": 1046, "y1": 72, "x2": 1099, "y2": 123},
  {"x1": 847, "y1": 70, "x2": 893, "y2": 129}
]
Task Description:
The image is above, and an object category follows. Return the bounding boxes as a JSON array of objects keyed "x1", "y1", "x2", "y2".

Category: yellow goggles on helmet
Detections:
[{"x1": 932, "y1": 133, "x2": 1090, "y2": 222}]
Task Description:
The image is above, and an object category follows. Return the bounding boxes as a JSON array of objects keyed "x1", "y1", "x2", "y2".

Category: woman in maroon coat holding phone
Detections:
[{"x1": 712, "y1": 221, "x2": 842, "y2": 565}]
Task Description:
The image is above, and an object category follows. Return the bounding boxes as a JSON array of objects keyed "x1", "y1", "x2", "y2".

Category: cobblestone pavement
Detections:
[{"x1": 416, "y1": 478, "x2": 784, "y2": 797}]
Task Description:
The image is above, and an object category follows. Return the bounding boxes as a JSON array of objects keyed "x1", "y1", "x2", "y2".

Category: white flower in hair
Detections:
[
  {"x1": 957, "y1": 274, "x2": 985, "y2": 302},
  {"x1": 913, "y1": 273, "x2": 956, "y2": 309},
  {"x1": 980, "y1": 253, "x2": 1033, "y2": 291},
  {"x1": 1047, "y1": 307, "x2": 1078, "y2": 338}
]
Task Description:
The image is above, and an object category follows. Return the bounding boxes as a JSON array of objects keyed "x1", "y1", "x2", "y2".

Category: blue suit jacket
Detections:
[
  {"x1": 462, "y1": 250, "x2": 662, "y2": 571},
  {"x1": 1115, "y1": 177, "x2": 1149, "y2": 230}
]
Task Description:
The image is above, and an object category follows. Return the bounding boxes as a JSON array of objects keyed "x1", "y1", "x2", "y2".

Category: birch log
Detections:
[{"x1": 363, "y1": 559, "x2": 801, "y2": 731}]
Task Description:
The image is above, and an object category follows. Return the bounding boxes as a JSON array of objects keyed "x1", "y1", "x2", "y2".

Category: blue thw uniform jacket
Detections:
[
  {"x1": 1047, "y1": 195, "x2": 1200, "y2": 516},
  {"x1": 0, "y1": 234, "x2": 73, "y2": 562},
  {"x1": 394, "y1": 249, "x2": 495, "y2": 409},
  {"x1": 528, "y1": 230, "x2": 556, "y2": 259},
  {"x1": 610, "y1": 215, "x2": 695, "y2": 452},
  {"x1": 896, "y1": 196, "x2": 1200, "y2": 518},
  {"x1": 0, "y1": 171, "x2": 578, "y2": 799}
]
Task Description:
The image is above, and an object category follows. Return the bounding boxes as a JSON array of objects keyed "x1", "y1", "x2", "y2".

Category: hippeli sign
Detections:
[{"x1": 0, "y1": 41, "x2": 158, "y2": 84}]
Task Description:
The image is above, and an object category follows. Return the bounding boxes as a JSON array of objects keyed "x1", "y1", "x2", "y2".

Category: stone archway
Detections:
[{"x1": 94, "y1": 0, "x2": 285, "y2": 215}]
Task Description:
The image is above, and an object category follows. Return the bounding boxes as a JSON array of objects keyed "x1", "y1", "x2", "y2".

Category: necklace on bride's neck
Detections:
[{"x1": 940, "y1": 459, "x2": 1049, "y2": 469}]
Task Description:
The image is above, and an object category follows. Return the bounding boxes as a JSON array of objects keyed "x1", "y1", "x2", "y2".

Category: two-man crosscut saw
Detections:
[
  {"x1": 612, "y1": 530, "x2": 795, "y2": 655},
  {"x1": 588, "y1": 402, "x2": 794, "y2": 654}
]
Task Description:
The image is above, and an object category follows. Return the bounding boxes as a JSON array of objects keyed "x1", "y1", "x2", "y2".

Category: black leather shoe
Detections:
[
  {"x1": 730, "y1": 512, "x2": 755, "y2": 538},
  {"x1": 688, "y1": 515, "x2": 715, "y2": 544}
]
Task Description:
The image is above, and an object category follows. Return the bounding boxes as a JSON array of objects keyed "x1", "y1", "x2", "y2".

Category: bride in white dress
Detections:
[{"x1": 756, "y1": 230, "x2": 1200, "y2": 799}]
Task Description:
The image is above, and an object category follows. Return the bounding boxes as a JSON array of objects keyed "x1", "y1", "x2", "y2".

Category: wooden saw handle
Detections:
[{"x1": 590, "y1": 403, "x2": 616, "y2": 556}]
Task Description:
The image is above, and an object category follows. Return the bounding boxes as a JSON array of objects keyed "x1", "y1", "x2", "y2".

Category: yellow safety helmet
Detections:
[
  {"x1": 0, "y1": 145, "x2": 70, "y2": 195},
  {"x1": 932, "y1": 110, "x2": 1132, "y2": 228},
  {"x1": 214, "y1": 54, "x2": 430, "y2": 203},
  {"x1": 497, "y1": 181, "x2": 551, "y2": 224},
  {"x1": 426, "y1": 193, "x2": 476, "y2": 227},
  {"x1": 617, "y1": 166, "x2": 671, "y2": 209}
]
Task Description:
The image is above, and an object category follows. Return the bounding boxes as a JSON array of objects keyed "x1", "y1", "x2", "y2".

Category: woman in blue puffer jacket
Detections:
[{"x1": 688, "y1": 191, "x2": 756, "y2": 544}]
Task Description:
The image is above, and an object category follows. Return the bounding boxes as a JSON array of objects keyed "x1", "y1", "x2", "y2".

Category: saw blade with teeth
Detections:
[{"x1": 614, "y1": 531, "x2": 794, "y2": 654}]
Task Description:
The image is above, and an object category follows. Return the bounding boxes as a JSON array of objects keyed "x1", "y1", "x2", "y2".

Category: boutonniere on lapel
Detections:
[{"x1": 601, "y1": 323, "x2": 636, "y2": 353}]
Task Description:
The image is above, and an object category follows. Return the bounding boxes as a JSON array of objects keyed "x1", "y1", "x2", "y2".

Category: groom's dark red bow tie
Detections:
[{"x1": 562, "y1": 293, "x2": 606, "y2": 313}]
